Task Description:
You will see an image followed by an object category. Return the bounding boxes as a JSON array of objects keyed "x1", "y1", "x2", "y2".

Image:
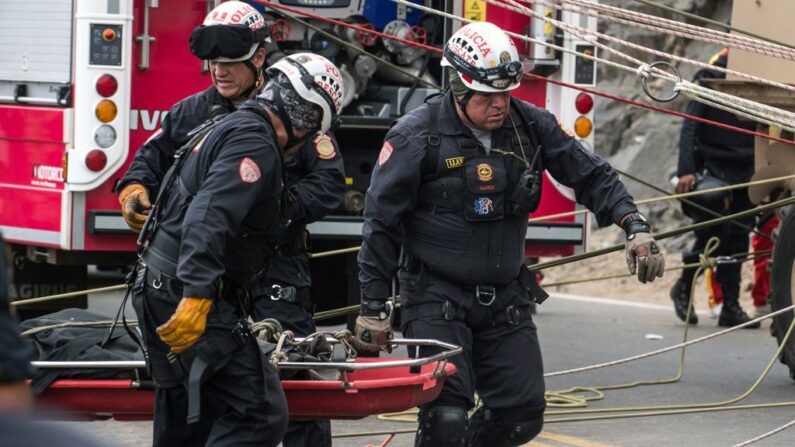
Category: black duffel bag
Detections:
[{"x1": 19, "y1": 308, "x2": 144, "y2": 394}]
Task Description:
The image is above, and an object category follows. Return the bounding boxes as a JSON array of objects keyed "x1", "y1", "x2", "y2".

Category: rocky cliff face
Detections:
[{"x1": 592, "y1": 0, "x2": 733, "y2": 247}]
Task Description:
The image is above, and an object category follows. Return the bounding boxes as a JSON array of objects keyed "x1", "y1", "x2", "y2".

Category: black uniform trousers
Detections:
[
  {"x1": 681, "y1": 176, "x2": 754, "y2": 303},
  {"x1": 132, "y1": 266, "x2": 288, "y2": 447},
  {"x1": 252, "y1": 293, "x2": 332, "y2": 447},
  {"x1": 399, "y1": 267, "x2": 546, "y2": 434}
]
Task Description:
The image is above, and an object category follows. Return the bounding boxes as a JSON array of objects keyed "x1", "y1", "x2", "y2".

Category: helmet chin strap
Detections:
[
  {"x1": 456, "y1": 90, "x2": 476, "y2": 126},
  {"x1": 240, "y1": 59, "x2": 263, "y2": 99}
]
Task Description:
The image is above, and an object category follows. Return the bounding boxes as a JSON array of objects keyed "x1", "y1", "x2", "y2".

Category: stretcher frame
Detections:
[{"x1": 32, "y1": 338, "x2": 460, "y2": 420}]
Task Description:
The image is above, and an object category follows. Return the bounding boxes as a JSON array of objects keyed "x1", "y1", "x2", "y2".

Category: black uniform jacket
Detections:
[
  {"x1": 358, "y1": 91, "x2": 637, "y2": 300},
  {"x1": 677, "y1": 68, "x2": 755, "y2": 180},
  {"x1": 118, "y1": 85, "x2": 345, "y2": 290},
  {"x1": 156, "y1": 102, "x2": 283, "y2": 299}
]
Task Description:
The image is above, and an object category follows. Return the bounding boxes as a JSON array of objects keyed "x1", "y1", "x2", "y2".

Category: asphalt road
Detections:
[{"x1": 46, "y1": 272, "x2": 795, "y2": 447}]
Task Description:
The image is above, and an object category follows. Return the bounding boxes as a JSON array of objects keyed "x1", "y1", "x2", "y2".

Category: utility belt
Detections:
[
  {"x1": 399, "y1": 252, "x2": 547, "y2": 327},
  {"x1": 141, "y1": 229, "x2": 180, "y2": 279},
  {"x1": 400, "y1": 284, "x2": 533, "y2": 328},
  {"x1": 250, "y1": 282, "x2": 314, "y2": 313}
]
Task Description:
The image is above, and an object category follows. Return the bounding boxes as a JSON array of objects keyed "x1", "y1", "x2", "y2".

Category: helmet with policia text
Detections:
[
  {"x1": 190, "y1": 1, "x2": 270, "y2": 63},
  {"x1": 681, "y1": 173, "x2": 732, "y2": 222},
  {"x1": 441, "y1": 22, "x2": 523, "y2": 93},
  {"x1": 264, "y1": 53, "x2": 344, "y2": 135}
]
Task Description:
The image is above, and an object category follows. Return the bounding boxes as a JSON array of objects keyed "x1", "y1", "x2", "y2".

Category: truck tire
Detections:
[{"x1": 769, "y1": 207, "x2": 795, "y2": 381}]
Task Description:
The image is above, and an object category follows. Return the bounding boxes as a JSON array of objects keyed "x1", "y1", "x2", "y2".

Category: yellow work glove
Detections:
[
  {"x1": 156, "y1": 298, "x2": 213, "y2": 354},
  {"x1": 118, "y1": 183, "x2": 152, "y2": 233}
]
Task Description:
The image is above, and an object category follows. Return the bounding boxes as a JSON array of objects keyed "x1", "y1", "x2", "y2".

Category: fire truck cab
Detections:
[{"x1": 0, "y1": 0, "x2": 597, "y2": 318}]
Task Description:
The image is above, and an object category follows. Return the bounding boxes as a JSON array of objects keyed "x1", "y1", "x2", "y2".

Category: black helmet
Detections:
[{"x1": 681, "y1": 173, "x2": 732, "y2": 222}]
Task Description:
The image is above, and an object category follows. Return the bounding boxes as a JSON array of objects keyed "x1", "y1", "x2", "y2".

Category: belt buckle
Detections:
[
  {"x1": 269, "y1": 284, "x2": 283, "y2": 301},
  {"x1": 475, "y1": 285, "x2": 496, "y2": 306}
]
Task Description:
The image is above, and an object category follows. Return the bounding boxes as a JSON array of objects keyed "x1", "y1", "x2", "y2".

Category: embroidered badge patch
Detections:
[
  {"x1": 314, "y1": 135, "x2": 336, "y2": 160},
  {"x1": 477, "y1": 163, "x2": 493, "y2": 182},
  {"x1": 377, "y1": 141, "x2": 394, "y2": 166},
  {"x1": 239, "y1": 157, "x2": 261, "y2": 183},
  {"x1": 473, "y1": 197, "x2": 494, "y2": 215},
  {"x1": 556, "y1": 117, "x2": 576, "y2": 139},
  {"x1": 445, "y1": 157, "x2": 464, "y2": 169}
]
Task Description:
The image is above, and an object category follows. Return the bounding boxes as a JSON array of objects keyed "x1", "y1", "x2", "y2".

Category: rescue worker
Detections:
[
  {"x1": 1, "y1": 234, "x2": 104, "y2": 446},
  {"x1": 670, "y1": 48, "x2": 760, "y2": 329},
  {"x1": 118, "y1": 3, "x2": 345, "y2": 443},
  {"x1": 355, "y1": 22, "x2": 665, "y2": 447},
  {"x1": 129, "y1": 52, "x2": 344, "y2": 446},
  {"x1": 117, "y1": 1, "x2": 270, "y2": 213}
]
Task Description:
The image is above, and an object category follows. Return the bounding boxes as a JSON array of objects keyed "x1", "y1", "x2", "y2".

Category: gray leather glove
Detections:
[
  {"x1": 352, "y1": 299, "x2": 394, "y2": 353},
  {"x1": 625, "y1": 232, "x2": 665, "y2": 283}
]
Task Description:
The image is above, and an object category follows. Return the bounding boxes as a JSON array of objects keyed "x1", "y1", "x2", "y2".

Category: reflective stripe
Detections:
[
  {"x1": 525, "y1": 224, "x2": 583, "y2": 244},
  {"x1": 0, "y1": 225, "x2": 61, "y2": 246}
]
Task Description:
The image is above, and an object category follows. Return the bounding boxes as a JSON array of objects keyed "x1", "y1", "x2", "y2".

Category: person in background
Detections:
[{"x1": 670, "y1": 48, "x2": 760, "y2": 329}]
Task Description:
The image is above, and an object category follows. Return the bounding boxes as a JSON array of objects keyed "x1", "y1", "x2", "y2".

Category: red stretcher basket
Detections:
[{"x1": 33, "y1": 338, "x2": 459, "y2": 421}]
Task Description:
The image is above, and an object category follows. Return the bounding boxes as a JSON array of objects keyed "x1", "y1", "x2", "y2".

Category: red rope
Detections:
[
  {"x1": 257, "y1": 0, "x2": 795, "y2": 146},
  {"x1": 523, "y1": 72, "x2": 795, "y2": 146}
]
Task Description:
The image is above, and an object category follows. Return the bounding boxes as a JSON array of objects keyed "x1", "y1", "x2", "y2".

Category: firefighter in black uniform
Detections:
[
  {"x1": 669, "y1": 48, "x2": 759, "y2": 328},
  {"x1": 354, "y1": 23, "x2": 665, "y2": 447},
  {"x1": 129, "y1": 52, "x2": 345, "y2": 446},
  {"x1": 118, "y1": 4, "x2": 344, "y2": 444},
  {"x1": 1, "y1": 234, "x2": 104, "y2": 446}
]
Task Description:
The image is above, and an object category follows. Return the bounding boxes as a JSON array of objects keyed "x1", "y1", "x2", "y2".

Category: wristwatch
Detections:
[
  {"x1": 622, "y1": 212, "x2": 651, "y2": 240},
  {"x1": 361, "y1": 299, "x2": 393, "y2": 320}
]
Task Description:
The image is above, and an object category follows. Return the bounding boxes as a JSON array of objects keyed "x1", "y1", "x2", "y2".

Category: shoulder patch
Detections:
[
  {"x1": 556, "y1": 117, "x2": 576, "y2": 139},
  {"x1": 314, "y1": 135, "x2": 337, "y2": 160},
  {"x1": 239, "y1": 157, "x2": 261, "y2": 183},
  {"x1": 145, "y1": 128, "x2": 163, "y2": 145},
  {"x1": 377, "y1": 141, "x2": 394, "y2": 166}
]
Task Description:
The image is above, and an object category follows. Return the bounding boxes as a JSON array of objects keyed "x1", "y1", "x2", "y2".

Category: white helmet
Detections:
[
  {"x1": 441, "y1": 22, "x2": 523, "y2": 93},
  {"x1": 267, "y1": 53, "x2": 344, "y2": 134},
  {"x1": 192, "y1": 1, "x2": 270, "y2": 63}
]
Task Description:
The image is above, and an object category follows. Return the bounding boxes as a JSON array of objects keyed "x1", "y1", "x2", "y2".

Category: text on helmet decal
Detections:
[
  {"x1": 459, "y1": 27, "x2": 492, "y2": 58},
  {"x1": 209, "y1": 4, "x2": 264, "y2": 29}
]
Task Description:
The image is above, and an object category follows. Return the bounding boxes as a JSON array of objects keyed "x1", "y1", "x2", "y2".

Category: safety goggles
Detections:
[
  {"x1": 189, "y1": 24, "x2": 270, "y2": 61},
  {"x1": 444, "y1": 47, "x2": 524, "y2": 89}
]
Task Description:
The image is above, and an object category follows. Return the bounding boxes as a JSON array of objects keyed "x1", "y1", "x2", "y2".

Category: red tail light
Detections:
[
  {"x1": 85, "y1": 149, "x2": 107, "y2": 172},
  {"x1": 96, "y1": 74, "x2": 118, "y2": 97},
  {"x1": 575, "y1": 93, "x2": 594, "y2": 114}
]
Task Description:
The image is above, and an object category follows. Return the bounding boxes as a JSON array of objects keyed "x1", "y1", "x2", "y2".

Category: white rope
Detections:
[
  {"x1": 731, "y1": 418, "x2": 795, "y2": 447},
  {"x1": 544, "y1": 304, "x2": 795, "y2": 377},
  {"x1": 394, "y1": 0, "x2": 795, "y2": 131},
  {"x1": 676, "y1": 81, "x2": 795, "y2": 133},
  {"x1": 491, "y1": 0, "x2": 795, "y2": 93},
  {"x1": 552, "y1": 0, "x2": 795, "y2": 61}
]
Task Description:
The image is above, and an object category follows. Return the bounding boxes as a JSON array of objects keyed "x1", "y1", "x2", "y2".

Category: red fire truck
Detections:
[{"x1": 0, "y1": 0, "x2": 597, "y2": 317}]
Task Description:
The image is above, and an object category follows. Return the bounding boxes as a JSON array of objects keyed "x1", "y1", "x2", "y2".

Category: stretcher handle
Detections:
[
  {"x1": 31, "y1": 338, "x2": 462, "y2": 372},
  {"x1": 277, "y1": 338, "x2": 462, "y2": 372}
]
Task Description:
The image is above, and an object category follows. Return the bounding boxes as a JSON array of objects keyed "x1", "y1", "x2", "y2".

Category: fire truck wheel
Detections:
[{"x1": 770, "y1": 205, "x2": 795, "y2": 381}]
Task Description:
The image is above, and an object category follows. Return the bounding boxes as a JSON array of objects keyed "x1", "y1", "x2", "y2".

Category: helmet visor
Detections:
[
  {"x1": 189, "y1": 24, "x2": 270, "y2": 61},
  {"x1": 443, "y1": 46, "x2": 523, "y2": 90}
]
